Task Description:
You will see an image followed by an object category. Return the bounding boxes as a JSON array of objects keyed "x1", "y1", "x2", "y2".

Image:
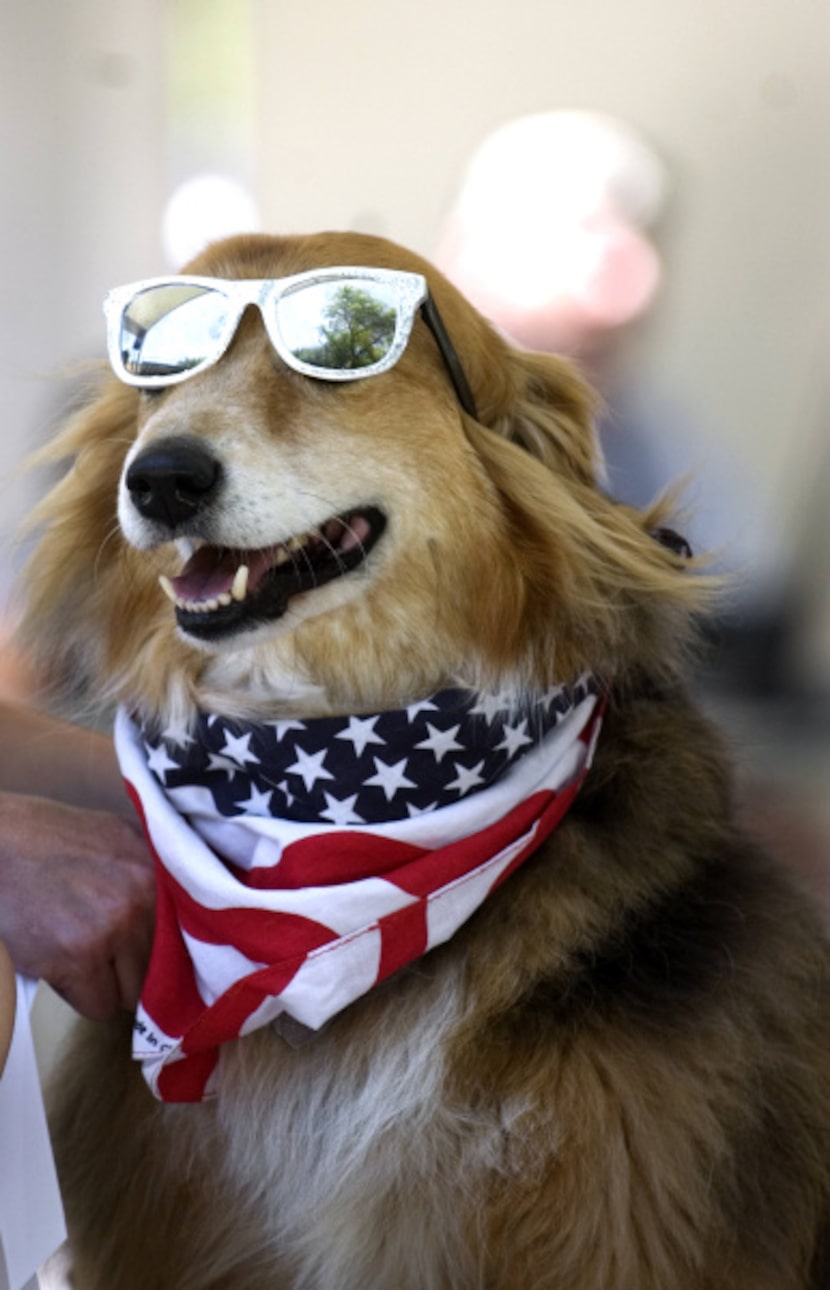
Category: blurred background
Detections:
[{"x1": 1, "y1": 0, "x2": 828, "y2": 877}]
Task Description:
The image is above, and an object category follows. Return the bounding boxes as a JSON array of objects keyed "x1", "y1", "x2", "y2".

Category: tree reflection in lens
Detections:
[{"x1": 292, "y1": 286, "x2": 397, "y2": 370}]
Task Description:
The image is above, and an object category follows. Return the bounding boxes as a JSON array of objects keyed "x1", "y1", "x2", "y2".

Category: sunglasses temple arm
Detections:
[{"x1": 419, "y1": 296, "x2": 479, "y2": 421}]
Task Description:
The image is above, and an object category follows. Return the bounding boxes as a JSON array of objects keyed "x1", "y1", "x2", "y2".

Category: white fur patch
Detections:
[{"x1": 158, "y1": 965, "x2": 532, "y2": 1288}]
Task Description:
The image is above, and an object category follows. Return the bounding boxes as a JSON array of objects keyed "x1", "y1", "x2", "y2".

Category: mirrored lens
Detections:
[
  {"x1": 275, "y1": 279, "x2": 398, "y2": 371},
  {"x1": 118, "y1": 285, "x2": 230, "y2": 379}
]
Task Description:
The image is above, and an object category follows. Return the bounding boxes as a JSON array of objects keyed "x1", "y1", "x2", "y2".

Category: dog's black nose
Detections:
[{"x1": 125, "y1": 437, "x2": 222, "y2": 527}]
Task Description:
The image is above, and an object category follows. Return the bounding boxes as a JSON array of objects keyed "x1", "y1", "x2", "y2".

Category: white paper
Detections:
[{"x1": 0, "y1": 977, "x2": 66, "y2": 1290}]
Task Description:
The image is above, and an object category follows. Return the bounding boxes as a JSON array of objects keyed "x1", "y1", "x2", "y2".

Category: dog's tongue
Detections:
[{"x1": 171, "y1": 546, "x2": 275, "y2": 601}]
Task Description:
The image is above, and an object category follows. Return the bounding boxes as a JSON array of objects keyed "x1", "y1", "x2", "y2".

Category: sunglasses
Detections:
[{"x1": 103, "y1": 266, "x2": 478, "y2": 418}]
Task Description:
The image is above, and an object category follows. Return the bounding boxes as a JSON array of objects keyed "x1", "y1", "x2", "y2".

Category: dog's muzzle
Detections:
[{"x1": 122, "y1": 435, "x2": 387, "y2": 643}]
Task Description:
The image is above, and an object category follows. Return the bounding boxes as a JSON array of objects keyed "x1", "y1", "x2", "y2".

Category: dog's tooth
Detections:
[
  {"x1": 231, "y1": 565, "x2": 249, "y2": 602},
  {"x1": 159, "y1": 574, "x2": 177, "y2": 604},
  {"x1": 273, "y1": 546, "x2": 291, "y2": 566},
  {"x1": 286, "y1": 536, "x2": 303, "y2": 553},
  {"x1": 217, "y1": 592, "x2": 232, "y2": 607},
  {"x1": 174, "y1": 537, "x2": 197, "y2": 561}
]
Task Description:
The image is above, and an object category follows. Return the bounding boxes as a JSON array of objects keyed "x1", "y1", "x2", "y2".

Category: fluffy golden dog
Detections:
[{"x1": 21, "y1": 231, "x2": 830, "y2": 1289}]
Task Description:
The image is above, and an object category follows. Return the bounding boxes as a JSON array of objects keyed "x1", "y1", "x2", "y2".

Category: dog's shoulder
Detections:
[
  {"x1": 435, "y1": 678, "x2": 830, "y2": 1284},
  {"x1": 463, "y1": 675, "x2": 830, "y2": 1044}
]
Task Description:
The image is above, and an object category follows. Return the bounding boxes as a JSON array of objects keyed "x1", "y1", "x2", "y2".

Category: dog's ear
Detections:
[
  {"x1": 481, "y1": 346, "x2": 601, "y2": 487},
  {"x1": 17, "y1": 379, "x2": 146, "y2": 705},
  {"x1": 460, "y1": 341, "x2": 716, "y2": 684}
]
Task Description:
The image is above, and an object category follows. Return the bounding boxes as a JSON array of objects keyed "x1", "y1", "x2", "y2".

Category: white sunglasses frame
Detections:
[{"x1": 103, "y1": 266, "x2": 477, "y2": 417}]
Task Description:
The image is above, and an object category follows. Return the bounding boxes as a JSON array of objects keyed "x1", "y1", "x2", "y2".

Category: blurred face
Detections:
[
  {"x1": 436, "y1": 210, "x2": 661, "y2": 364},
  {"x1": 434, "y1": 111, "x2": 666, "y2": 369}
]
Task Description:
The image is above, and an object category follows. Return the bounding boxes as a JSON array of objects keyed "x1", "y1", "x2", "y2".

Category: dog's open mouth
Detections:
[{"x1": 158, "y1": 506, "x2": 386, "y2": 640}]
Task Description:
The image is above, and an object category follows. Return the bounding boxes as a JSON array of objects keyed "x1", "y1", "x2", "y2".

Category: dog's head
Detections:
[{"x1": 21, "y1": 231, "x2": 704, "y2": 726}]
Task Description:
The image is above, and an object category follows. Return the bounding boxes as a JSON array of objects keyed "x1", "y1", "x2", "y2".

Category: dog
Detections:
[{"x1": 20, "y1": 230, "x2": 830, "y2": 1289}]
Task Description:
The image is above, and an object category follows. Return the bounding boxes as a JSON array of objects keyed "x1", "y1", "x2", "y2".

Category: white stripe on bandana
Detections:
[{"x1": 117, "y1": 678, "x2": 604, "y2": 1101}]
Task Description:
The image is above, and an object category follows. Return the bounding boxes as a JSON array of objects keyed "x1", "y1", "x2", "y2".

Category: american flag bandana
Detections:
[{"x1": 117, "y1": 677, "x2": 604, "y2": 1102}]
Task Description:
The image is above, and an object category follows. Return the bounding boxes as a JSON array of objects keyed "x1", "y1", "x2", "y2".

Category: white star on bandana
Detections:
[
  {"x1": 495, "y1": 719, "x2": 534, "y2": 758},
  {"x1": 286, "y1": 746, "x2": 335, "y2": 793},
  {"x1": 320, "y1": 791, "x2": 365, "y2": 826},
  {"x1": 469, "y1": 692, "x2": 512, "y2": 723},
  {"x1": 415, "y1": 721, "x2": 464, "y2": 763},
  {"x1": 207, "y1": 753, "x2": 244, "y2": 781},
  {"x1": 145, "y1": 741, "x2": 180, "y2": 783},
  {"x1": 335, "y1": 715, "x2": 386, "y2": 758},
  {"x1": 268, "y1": 719, "x2": 306, "y2": 740},
  {"x1": 235, "y1": 783, "x2": 274, "y2": 816},
  {"x1": 445, "y1": 759, "x2": 486, "y2": 794},
  {"x1": 162, "y1": 719, "x2": 195, "y2": 748},
  {"x1": 364, "y1": 756, "x2": 417, "y2": 801},
  {"x1": 219, "y1": 730, "x2": 261, "y2": 768},
  {"x1": 405, "y1": 698, "x2": 439, "y2": 722}
]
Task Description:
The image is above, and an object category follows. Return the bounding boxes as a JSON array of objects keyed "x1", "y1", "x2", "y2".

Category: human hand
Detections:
[{"x1": 0, "y1": 791, "x2": 155, "y2": 1020}]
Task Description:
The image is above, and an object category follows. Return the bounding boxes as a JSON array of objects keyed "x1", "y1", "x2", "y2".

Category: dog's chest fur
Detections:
[
  {"x1": 136, "y1": 956, "x2": 516, "y2": 1290},
  {"x1": 220, "y1": 972, "x2": 495, "y2": 1286}
]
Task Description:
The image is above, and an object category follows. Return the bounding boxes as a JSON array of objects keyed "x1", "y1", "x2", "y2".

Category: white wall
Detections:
[{"x1": 0, "y1": 0, "x2": 167, "y2": 602}]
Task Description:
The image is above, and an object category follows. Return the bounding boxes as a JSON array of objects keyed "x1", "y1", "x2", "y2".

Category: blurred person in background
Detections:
[{"x1": 434, "y1": 110, "x2": 787, "y2": 697}]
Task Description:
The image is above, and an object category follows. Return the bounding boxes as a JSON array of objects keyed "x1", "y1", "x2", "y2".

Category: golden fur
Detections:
[{"x1": 19, "y1": 231, "x2": 830, "y2": 1288}]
